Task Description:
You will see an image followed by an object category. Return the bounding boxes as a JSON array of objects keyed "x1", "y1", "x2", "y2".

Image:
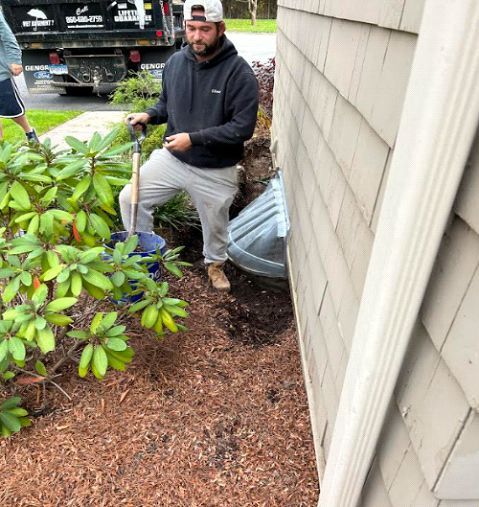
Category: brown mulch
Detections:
[
  {"x1": 0, "y1": 265, "x2": 318, "y2": 506},
  {"x1": 0, "y1": 124, "x2": 318, "y2": 506}
]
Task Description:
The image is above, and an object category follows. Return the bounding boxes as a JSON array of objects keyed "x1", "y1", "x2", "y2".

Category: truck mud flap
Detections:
[
  {"x1": 139, "y1": 47, "x2": 177, "y2": 80},
  {"x1": 21, "y1": 50, "x2": 57, "y2": 94}
]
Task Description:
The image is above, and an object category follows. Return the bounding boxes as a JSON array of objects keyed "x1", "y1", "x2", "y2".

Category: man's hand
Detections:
[
  {"x1": 9, "y1": 64, "x2": 23, "y2": 76},
  {"x1": 164, "y1": 133, "x2": 192, "y2": 152},
  {"x1": 126, "y1": 112, "x2": 151, "y2": 129}
]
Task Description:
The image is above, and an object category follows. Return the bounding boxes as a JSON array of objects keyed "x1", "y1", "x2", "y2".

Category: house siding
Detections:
[{"x1": 273, "y1": 0, "x2": 479, "y2": 504}]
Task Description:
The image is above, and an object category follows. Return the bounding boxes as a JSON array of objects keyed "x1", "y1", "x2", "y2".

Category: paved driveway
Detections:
[{"x1": 16, "y1": 32, "x2": 276, "y2": 111}]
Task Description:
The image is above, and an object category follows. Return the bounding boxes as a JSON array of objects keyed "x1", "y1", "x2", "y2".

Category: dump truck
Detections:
[{"x1": 0, "y1": 0, "x2": 184, "y2": 94}]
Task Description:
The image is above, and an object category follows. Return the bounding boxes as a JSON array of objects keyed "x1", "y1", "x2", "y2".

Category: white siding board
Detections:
[
  {"x1": 321, "y1": 361, "x2": 339, "y2": 430},
  {"x1": 371, "y1": 149, "x2": 392, "y2": 233},
  {"x1": 349, "y1": 118, "x2": 390, "y2": 224},
  {"x1": 378, "y1": 0, "x2": 405, "y2": 30},
  {"x1": 369, "y1": 30, "x2": 417, "y2": 147},
  {"x1": 336, "y1": 184, "x2": 362, "y2": 271},
  {"x1": 441, "y1": 268, "x2": 479, "y2": 410},
  {"x1": 320, "y1": 287, "x2": 347, "y2": 379},
  {"x1": 455, "y1": 139, "x2": 479, "y2": 235},
  {"x1": 435, "y1": 411, "x2": 479, "y2": 500},
  {"x1": 328, "y1": 93, "x2": 363, "y2": 178},
  {"x1": 360, "y1": 461, "x2": 393, "y2": 507},
  {"x1": 421, "y1": 218, "x2": 479, "y2": 352},
  {"x1": 439, "y1": 502, "x2": 479, "y2": 507},
  {"x1": 324, "y1": 19, "x2": 368, "y2": 99},
  {"x1": 337, "y1": 280, "x2": 359, "y2": 351},
  {"x1": 378, "y1": 405, "x2": 411, "y2": 490},
  {"x1": 400, "y1": 0, "x2": 426, "y2": 34},
  {"x1": 350, "y1": 217, "x2": 374, "y2": 298},
  {"x1": 354, "y1": 27, "x2": 391, "y2": 127},
  {"x1": 389, "y1": 441, "x2": 438, "y2": 507},
  {"x1": 396, "y1": 325, "x2": 470, "y2": 487}
]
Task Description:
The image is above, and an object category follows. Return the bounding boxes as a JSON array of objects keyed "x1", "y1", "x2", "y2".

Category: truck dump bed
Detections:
[
  {"x1": 0, "y1": 0, "x2": 184, "y2": 94},
  {"x1": 2, "y1": 0, "x2": 181, "y2": 47}
]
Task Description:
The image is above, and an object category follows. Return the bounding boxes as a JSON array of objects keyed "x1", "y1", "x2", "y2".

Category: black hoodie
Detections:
[{"x1": 145, "y1": 36, "x2": 259, "y2": 168}]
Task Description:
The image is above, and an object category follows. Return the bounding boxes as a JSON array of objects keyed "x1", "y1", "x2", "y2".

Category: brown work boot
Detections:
[{"x1": 207, "y1": 262, "x2": 231, "y2": 292}]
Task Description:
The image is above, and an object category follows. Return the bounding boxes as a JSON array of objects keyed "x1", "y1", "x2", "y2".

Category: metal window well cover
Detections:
[{"x1": 227, "y1": 170, "x2": 290, "y2": 279}]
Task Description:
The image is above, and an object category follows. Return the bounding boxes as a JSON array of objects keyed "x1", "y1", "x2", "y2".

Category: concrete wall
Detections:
[{"x1": 272, "y1": 0, "x2": 479, "y2": 504}]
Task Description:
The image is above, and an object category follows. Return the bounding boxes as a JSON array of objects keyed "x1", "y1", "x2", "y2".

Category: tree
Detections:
[{"x1": 234, "y1": 0, "x2": 258, "y2": 25}]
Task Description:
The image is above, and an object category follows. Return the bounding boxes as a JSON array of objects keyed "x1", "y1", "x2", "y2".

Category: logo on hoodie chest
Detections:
[{"x1": 211, "y1": 89, "x2": 222, "y2": 94}]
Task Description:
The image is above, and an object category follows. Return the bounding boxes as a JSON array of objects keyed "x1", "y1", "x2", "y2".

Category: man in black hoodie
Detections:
[{"x1": 120, "y1": 0, "x2": 258, "y2": 292}]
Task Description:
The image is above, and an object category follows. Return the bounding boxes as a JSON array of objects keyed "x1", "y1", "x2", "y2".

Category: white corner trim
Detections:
[{"x1": 319, "y1": 1, "x2": 479, "y2": 506}]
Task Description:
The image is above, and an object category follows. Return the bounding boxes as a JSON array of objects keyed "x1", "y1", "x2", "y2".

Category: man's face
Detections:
[{"x1": 185, "y1": 11, "x2": 225, "y2": 57}]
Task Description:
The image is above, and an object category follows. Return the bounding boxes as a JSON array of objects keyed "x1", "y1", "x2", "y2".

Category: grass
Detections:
[
  {"x1": 226, "y1": 18, "x2": 276, "y2": 33},
  {"x1": 2, "y1": 110, "x2": 81, "y2": 143}
]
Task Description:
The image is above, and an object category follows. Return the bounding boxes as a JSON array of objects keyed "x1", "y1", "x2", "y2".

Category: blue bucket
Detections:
[{"x1": 106, "y1": 231, "x2": 167, "y2": 302}]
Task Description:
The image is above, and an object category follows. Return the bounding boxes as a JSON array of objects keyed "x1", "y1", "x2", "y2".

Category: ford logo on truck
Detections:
[{"x1": 33, "y1": 70, "x2": 52, "y2": 79}]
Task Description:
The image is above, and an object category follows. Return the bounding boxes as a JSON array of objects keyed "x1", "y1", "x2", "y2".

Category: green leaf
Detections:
[
  {"x1": 8, "y1": 337, "x2": 25, "y2": 361},
  {"x1": 106, "y1": 325, "x2": 126, "y2": 337},
  {"x1": 123, "y1": 235, "x2": 139, "y2": 255},
  {"x1": 89, "y1": 213, "x2": 111, "y2": 239},
  {"x1": 35, "y1": 360, "x2": 48, "y2": 376},
  {"x1": 99, "y1": 312, "x2": 117, "y2": 331},
  {"x1": 106, "y1": 337, "x2": 127, "y2": 351},
  {"x1": 79, "y1": 343, "x2": 94, "y2": 371},
  {"x1": 75, "y1": 210, "x2": 87, "y2": 233},
  {"x1": 0, "y1": 340, "x2": 9, "y2": 362},
  {"x1": 20, "y1": 271, "x2": 32, "y2": 287},
  {"x1": 70, "y1": 175, "x2": 91, "y2": 202},
  {"x1": 56, "y1": 160, "x2": 86, "y2": 181},
  {"x1": 65, "y1": 136, "x2": 89, "y2": 154},
  {"x1": 39, "y1": 213, "x2": 54, "y2": 237},
  {"x1": 67, "y1": 330, "x2": 89, "y2": 340},
  {"x1": 10, "y1": 181, "x2": 31, "y2": 210},
  {"x1": 78, "y1": 247, "x2": 104, "y2": 264},
  {"x1": 90, "y1": 312, "x2": 103, "y2": 334},
  {"x1": 40, "y1": 186, "x2": 58, "y2": 206},
  {"x1": 41, "y1": 265, "x2": 64, "y2": 282},
  {"x1": 92, "y1": 345, "x2": 108, "y2": 378},
  {"x1": 46, "y1": 250, "x2": 60, "y2": 268},
  {"x1": 45, "y1": 297, "x2": 77, "y2": 313},
  {"x1": 2, "y1": 277, "x2": 20, "y2": 303},
  {"x1": 2, "y1": 371, "x2": 15, "y2": 381},
  {"x1": 1, "y1": 397, "x2": 21, "y2": 410},
  {"x1": 111, "y1": 271, "x2": 126, "y2": 287},
  {"x1": 70, "y1": 272, "x2": 83, "y2": 297},
  {"x1": 49, "y1": 210, "x2": 73, "y2": 223},
  {"x1": 14, "y1": 211, "x2": 36, "y2": 224},
  {"x1": 83, "y1": 269, "x2": 113, "y2": 291},
  {"x1": 128, "y1": 299, "x2": 150, "y2": 313},
  {"x1": 0, "y1": 412, "x2": 21, "y2": 433},
  {"x1": 32, "y1": 284, "x2": 49, "y2": 305},
  {"x1": 44, "y1": 313, "x2": 73, "y2": 326},
  {"x1": 93, "y1": 173, "x2": 114, "y2": 206},
  {"x1": 36, "y1": 327, "x2": 55, "y2": 354}
]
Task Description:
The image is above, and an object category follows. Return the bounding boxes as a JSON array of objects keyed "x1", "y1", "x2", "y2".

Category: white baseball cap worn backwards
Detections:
[{"x1": 183, "y1": 0, "x2": 224, "y2": 23}]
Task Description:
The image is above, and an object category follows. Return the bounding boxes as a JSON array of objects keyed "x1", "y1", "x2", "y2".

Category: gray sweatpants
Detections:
[{"x1": 119, "y1": 148, "x2": 238, "y2": 264}]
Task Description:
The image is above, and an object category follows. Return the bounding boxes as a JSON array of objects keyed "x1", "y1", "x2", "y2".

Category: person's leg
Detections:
[
  {"x1": 12, "y1": 114, "x2": 33, "y2": 133},
  {"x1": 119, "y1": 148, "x2": 187, "y2": 232},
  {"x1": 186, "y1": 164, "x2": 238, "y2": 290},
  {"x1": 0, "y1": 78, "x2": 37, "y2": 141}
]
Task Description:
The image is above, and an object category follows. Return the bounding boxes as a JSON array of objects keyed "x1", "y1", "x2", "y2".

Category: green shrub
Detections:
[
  {"x1": 110, "y1": 70, "x2": 162, "y2": 111},
  {"x1": 0, "y1": 132, "x2": 191, "y2": 437}
]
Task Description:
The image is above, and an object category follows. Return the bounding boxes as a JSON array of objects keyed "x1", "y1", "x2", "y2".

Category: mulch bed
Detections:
[
  {"x1": 0, "y1": 265, "x2": 318, "y2": 506},
  {"x1": 0, "y1": 125, "x2": 319, "y2": 506}
]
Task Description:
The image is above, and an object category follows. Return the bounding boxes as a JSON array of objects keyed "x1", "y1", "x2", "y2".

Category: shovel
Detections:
[{"x1": 127, "y1": 120, "x2": 147, "y2": 238}]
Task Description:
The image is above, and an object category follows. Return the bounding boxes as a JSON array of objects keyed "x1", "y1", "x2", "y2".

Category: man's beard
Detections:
[{"x1": 188, "y1": 36, "x2": 221, "y2": 57}]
